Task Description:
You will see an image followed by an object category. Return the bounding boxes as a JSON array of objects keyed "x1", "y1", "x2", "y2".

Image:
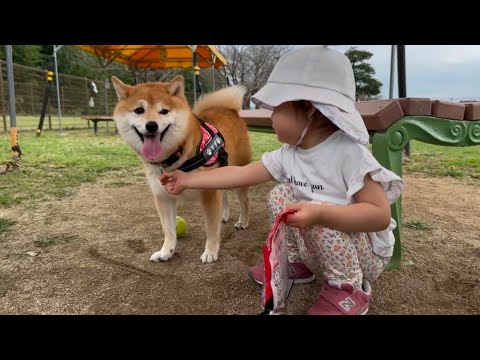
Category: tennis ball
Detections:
[{"x1": 176, "y1": 216, "x2": 187, "y2": 237}]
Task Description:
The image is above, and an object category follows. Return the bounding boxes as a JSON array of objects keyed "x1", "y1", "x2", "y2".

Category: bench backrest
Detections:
[{"x1": 240, "y1": 98, "x2": 480, "y2": 131}]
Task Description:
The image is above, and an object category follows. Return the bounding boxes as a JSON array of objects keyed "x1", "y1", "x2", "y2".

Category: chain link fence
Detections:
[{"x1": 0, "y1": 60, "x2": 208, "y2": 132}]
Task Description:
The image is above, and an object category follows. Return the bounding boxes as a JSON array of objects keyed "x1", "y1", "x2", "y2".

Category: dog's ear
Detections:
[
  {"x1": 111, "y1": 76, "x2": 131, "y2": 100},
  {"x1": 168, "y1": 75, "x2": 184, "y2": 97}
]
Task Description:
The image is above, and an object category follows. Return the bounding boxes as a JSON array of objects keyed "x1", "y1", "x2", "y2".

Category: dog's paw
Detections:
[
  {"x1": 200, "y1": 249, "x2": 218, "y2": 263},
  {"x1": 222, "y1": 209, "x2": 229, "y2": 223},
  {"x1": 234, "y1": 220, "x2": 249, "y2": 230},
  {"x1": 150, "y1": 248, "x2": 174, "y2": 262}
]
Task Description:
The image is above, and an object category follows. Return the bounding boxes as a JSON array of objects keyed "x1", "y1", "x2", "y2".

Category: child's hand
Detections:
[
  {"x1": 284, "y1": 202, "x2": 323, "y2": 229},
  {"x1": 159, "y1": 170, "x2": 187, "y2": 195}
]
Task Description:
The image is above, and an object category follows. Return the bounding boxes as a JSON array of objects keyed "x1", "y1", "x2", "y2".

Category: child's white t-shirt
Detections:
[{"x1": 261, "y1": 130, "x2": 404, "y2": 257}]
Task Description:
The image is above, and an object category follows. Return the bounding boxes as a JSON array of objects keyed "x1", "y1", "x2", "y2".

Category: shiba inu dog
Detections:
[{"x1": 111, "y1": 75, "x2": 251, "y2": 263}]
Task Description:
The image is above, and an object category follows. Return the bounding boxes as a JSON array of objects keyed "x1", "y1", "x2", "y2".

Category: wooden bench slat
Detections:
[
  {"x1": 239, "y1": 109, "x2": 272, "y2": 128},
  {"x1": 431, "y1": 100, "x2": 466, "y2": 120},
  {"x1": 462, "y1": 102, "x2": 480, "y2": 120},
  {"x1": 354, "y1": 100, "x2": 404, "y2": 130},
  {"x1": 397, "y1": 98, "x2": 431, "y2": 116}
]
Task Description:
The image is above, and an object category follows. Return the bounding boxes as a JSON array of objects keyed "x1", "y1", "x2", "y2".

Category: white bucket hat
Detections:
[{"x1": 251, "y1": 46, "x2": 369, "y2": 146}]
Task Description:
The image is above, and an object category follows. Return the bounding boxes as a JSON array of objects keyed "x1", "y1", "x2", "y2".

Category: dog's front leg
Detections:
[
  {"x1": 150, "y1": 193, "x2": 177, "y2": 262},
  {"x1": 199, "y1": 189, "x2": 223, "y2": 263}
]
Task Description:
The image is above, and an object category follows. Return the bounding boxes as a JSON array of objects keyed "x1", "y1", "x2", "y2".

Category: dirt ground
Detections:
[{"x1": 1, "y1": 173, "x2": 479, "y2": 315}]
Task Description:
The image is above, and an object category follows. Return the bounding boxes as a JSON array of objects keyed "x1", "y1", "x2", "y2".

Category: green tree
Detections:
[
  {"x1": 345, "y1": 47, "x2": 382, "y2": 100},
  {"x1": 0, "y1": 45, "x2": 43, "y2": 67}
]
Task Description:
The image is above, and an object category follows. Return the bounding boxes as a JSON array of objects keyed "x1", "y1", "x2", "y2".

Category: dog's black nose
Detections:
[{"x1": 145, "y1": 121, "x2": 158, "y2": 134}]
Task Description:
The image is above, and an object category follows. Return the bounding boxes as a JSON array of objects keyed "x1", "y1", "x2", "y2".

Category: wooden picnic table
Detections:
[{"x1": 81, "y1": 116, "x2": 116, "y2": 135}]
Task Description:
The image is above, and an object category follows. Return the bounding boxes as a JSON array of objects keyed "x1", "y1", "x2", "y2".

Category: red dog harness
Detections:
[{"x1": 161, "y1": 116, "x2": 228, "y2": 172}]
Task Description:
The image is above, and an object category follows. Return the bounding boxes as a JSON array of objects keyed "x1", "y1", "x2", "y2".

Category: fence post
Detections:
[
  {"x1": 61, "y1": 85, "x2": 65, "y2": 118},
  {"x1": 30, "y1": 82, "x2": 35, "y2": 114},
  {"x1": 37, "y1": 56, "x2": 56, "y2": 136},
  {"x1": 85, "y1": 78, "x2": 90, "y2": 128},
  {"x1": 105, "y1": 79, "x2": 110, "y2": 133},
  {"x1": 5, "y1": 45, "x2": 20, "y2": 163},
  {"x1": 0, "y1": 61, "x2": 7, "y2": 132},
  {"x1": 48, "y1": 98, "x2": 52, "y2": 130}
]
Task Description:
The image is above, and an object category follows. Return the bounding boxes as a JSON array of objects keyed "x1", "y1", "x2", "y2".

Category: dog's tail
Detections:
[{"x1": 193, "y1": 85, "x2": 246, "y2": 115}]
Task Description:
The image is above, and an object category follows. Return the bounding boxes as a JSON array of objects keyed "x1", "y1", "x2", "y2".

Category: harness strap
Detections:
[{"x1": 162, "y1": 115, "x2": 228, "y2": 172}]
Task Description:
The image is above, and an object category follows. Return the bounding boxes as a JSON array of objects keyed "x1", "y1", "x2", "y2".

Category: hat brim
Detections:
[
  {"x1": 312, "y1": 102, "x2": 370, "y2": 146},
  {"x1": 251, "y1": 82, "x2": 355, "y2": 113}
]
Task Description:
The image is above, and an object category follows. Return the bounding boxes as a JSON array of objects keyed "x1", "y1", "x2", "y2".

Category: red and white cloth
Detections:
[
  {"x1": 262, "y1": 210, "x2": 295, "y2": 315},
  {"x1": 199, "y1": 122, "x2": 219, "y2": 166}
]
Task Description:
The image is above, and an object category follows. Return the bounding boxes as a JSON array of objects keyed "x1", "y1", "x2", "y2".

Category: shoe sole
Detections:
[{"x1": 249, "y1": 273, "x2": 315, "y2": 285}]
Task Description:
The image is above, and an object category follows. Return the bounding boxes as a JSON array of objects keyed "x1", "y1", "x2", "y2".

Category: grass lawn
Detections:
[
  {"x1": 402, "y1": 141, "x2": 480, "y2": 178},
  {"x1": 1, "y1": 116, "x2": 114, "y2": 133},
  {"x1": 1, "y1": 129, "x2": 479, "y2": 210}
]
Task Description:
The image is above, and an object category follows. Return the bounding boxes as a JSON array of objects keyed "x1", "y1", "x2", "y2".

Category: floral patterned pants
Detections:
[{"x1": 267, "y1": 184, "x2": 390, "y2": 289}]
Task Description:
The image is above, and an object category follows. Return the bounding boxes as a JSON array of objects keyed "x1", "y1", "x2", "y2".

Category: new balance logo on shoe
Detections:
[
  {"x1": 308, "y1": 280, "x2": 371, "y2": 315},
  {"x1": 339, "y1": 297, "x2": 356, "y2": 311}
]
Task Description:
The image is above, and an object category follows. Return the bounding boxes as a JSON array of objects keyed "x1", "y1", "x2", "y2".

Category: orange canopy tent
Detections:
[
  {"x1": 73, "y1": 45, "x2": 227, "y2": 69},
  {"x1": 73, "y1": 45, "x2": 227, "y2": 100}
]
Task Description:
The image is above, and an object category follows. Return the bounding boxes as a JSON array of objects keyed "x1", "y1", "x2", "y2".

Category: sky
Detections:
[{"x1": 309, "y1": 45, "x2": 480, "y2": 101}]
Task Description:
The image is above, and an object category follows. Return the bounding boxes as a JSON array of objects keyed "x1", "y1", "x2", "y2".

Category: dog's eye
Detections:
[
  {"x1": 134, "y1": 107, "x2": 144, "y2": 115},
  {"x1": 159, "y1": 109, "x2": 169, "y2": 115}
]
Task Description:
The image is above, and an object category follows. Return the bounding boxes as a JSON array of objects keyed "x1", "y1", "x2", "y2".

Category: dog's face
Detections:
[{"x1": 111, "y1": 76, "x2": 191, "y2": 163}]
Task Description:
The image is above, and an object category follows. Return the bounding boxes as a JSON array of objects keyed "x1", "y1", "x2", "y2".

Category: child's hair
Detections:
[{"x1": 292, "y1": 100, "x2": 337, "y2": 131}]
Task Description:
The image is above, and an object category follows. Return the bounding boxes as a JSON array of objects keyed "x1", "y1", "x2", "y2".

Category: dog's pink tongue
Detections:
[{"x1": 141, "y1": 133, "x2": 163, "y2": 161}]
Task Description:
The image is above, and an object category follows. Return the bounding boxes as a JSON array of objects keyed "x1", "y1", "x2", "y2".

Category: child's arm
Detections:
[
  {"x1": 285, "y1": 174, "x2": 391, "y2": 233},
  {"x1": 160, "y1": 160, "x2": 275, "y2": 195}
]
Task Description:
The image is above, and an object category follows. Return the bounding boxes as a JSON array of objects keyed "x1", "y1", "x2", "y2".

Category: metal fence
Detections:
[{"x1": 0, "y1": 60, "x2": 209, "y2": 132}]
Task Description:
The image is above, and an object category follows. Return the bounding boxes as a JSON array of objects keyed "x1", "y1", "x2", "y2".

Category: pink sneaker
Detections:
[
  {"x1": 307, "y1": 279, "x2": 371, "y2": 315},
  {"x1": 248, "y1": 262, "x2": 315, "y2": 285}
]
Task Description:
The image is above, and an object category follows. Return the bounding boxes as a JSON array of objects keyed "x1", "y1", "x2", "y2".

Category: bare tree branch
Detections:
[{"x1": 218, "y1": 45, "x2": 292, "y2": 108}]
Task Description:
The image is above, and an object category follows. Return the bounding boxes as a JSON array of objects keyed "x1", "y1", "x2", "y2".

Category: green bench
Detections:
[{"x1": 240, "y1": 98, "x2": 480, "y2": 269}]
